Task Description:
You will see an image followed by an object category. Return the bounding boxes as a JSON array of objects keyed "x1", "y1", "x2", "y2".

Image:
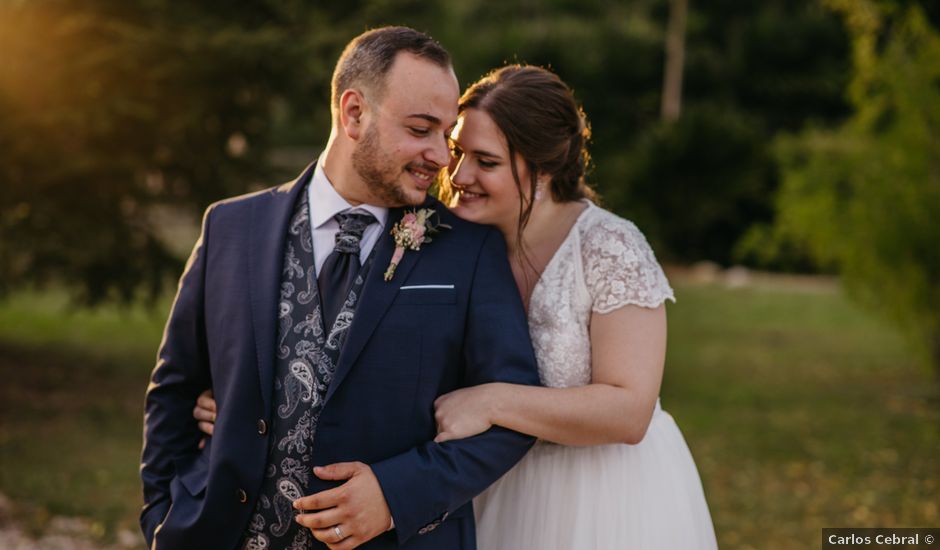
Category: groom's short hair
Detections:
[{"x1": 331, "y1": 26, "x2": 452, "y2": 116}]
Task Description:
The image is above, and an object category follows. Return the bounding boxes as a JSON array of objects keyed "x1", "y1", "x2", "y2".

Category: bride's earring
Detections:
[{"x1": 534, "y1": 179, "x2": 548, "y2": 202}]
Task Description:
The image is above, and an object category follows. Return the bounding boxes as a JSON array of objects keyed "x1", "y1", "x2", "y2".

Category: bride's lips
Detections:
[{"x1": 457, "y1": 190, "x2": 488, "y2": 205}]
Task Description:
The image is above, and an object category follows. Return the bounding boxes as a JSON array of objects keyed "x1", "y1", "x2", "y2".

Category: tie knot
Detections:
[{"x1": 333, "y1": 211, "x2": 376, "y2": 254}]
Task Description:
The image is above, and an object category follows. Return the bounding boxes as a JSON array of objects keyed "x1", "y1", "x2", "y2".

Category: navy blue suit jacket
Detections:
[{"x1": 140, "y1": 165, "x2": 540, "y2": 549}]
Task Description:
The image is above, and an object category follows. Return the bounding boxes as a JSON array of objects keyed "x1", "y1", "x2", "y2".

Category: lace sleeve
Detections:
[{"x1": 581, "y1": 210, "x2": 675, "y2": 313}]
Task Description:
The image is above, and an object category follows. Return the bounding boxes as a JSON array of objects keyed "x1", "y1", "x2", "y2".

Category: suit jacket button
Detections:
[
  {"x1": 237, "y1": 489, "x2": 248, "y2": 503},
  {"x1": 257, "y1": 419, "x2": 268, "y2": 435}
]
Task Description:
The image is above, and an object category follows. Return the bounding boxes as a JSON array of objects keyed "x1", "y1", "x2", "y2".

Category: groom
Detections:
[{"x1": 140, "y1": 26, "x2": 539, "y2": 550}]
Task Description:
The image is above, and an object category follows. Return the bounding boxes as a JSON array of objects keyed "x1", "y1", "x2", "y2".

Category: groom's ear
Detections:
[{"x1": 339, "y1": 88, "x2": 367, "y2": 140}]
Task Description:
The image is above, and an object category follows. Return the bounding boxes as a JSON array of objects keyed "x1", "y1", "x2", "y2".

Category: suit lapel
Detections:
[
  {"x1": 249, "y1": 163, "x2": 315, "y2": 414},
  {"x1": 324, "y1": 204, "x2": 423, "y2": 404}
]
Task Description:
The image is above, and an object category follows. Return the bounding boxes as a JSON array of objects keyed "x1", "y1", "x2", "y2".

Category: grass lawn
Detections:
[
  {"x1": 664, "y1": 281, "x2": 939, "y2": 549},
  {"x1": 0, "y1": 280, "x2": 937, "y2": 548},
  {"x1": 0, "y1": 291, "x2": 168, "y2": 542}
]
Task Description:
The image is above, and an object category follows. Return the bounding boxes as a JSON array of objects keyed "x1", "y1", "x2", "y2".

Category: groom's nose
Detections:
[{"x1": 425, "y1": 131, "x2": 450, "y2": 168}]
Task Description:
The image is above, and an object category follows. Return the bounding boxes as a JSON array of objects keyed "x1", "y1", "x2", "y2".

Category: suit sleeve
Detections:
[
  {"x1": 370, "y1": 227, "x2": 541, "y2": 544},
  {"x1": 139, "y1": 205, "x2": 214, "y2": 545}
]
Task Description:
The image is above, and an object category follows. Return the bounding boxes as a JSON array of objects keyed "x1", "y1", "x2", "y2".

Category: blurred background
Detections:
[{"x1": 1, "y1": 0, "x2": 938, "y2": 548}]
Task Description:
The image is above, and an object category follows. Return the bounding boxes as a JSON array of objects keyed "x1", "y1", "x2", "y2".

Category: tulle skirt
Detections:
[{"x1": 473, "y1": 403, "x2": 718, "y2": 550}]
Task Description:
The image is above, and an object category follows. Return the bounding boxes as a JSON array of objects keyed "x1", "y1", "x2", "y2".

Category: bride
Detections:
[
  {"x1": 195, "y1": 64, "x2": 717, "y2": 549},
  {"x1": 435, "y1": 64, "x2": 717, "y2": 550}
]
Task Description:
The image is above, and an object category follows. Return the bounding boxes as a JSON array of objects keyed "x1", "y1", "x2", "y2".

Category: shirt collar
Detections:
[{"x1": 309, "y1": 154, "x2": 389, "y2": 230}]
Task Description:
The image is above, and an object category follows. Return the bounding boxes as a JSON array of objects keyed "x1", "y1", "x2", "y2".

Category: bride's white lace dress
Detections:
[{"x1": 473, "y1": 202, "x2": 718, "y2": 549}]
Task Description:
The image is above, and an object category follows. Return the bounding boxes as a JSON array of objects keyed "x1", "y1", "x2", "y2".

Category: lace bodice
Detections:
[{"x1": 527, "y1": 201, "x2": 675, "y2": 388}]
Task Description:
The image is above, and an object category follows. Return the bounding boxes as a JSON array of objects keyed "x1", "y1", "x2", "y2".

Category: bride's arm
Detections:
[{"x1": 434, "y1": 303, "x2": 666, "y2": 446}]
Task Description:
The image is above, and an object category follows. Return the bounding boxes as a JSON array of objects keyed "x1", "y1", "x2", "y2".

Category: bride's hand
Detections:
[
  {"x1": 193, "y1": 389, "x2": 217, "y2": 448},
  {"x1": 433, "y1": 383, "x2": 500, "y2": 443}
]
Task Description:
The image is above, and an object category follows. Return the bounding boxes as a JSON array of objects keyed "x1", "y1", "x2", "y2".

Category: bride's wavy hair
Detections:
[{"x1": 442, "y1": 65, "x2": 596, "y2": 237}]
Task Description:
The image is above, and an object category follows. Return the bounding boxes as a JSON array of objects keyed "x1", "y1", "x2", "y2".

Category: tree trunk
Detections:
[
  {"x1": 932, "y1": 330, "x2": 940, "y2": 381},
  {"x1": 661, "y1": 0, "x2": 689, "y2": 122}
]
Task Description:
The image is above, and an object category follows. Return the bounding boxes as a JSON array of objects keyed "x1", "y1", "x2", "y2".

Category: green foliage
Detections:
[
  {"x1": 767, "y1": 2, "x2": 940, "y2": 370},
  {"x1": 430, "y1": 0, "x2": 853, "y2": 267},
  {"x1": 593, "y1": 0, "x2": 850, "y2": 266},
  {"x1": 608, "y1": 106, "x2": 775, "y2": 264},
  {"x1": 0, "y1": 1, "x2": 296, "y2": 303},
  {"x1": 0, "y1": 0, "x2": 859, "y2": 304}
]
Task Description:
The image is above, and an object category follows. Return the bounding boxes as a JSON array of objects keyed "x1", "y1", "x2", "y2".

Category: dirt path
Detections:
[{"x1": 0, "y1": 494, "x2": 143, "y2": 550}]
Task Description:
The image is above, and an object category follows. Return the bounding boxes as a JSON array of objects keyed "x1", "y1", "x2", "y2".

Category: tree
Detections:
[
  {"x1": 607, "y1": 0, "x2": 851, "y2": 265},
  {"x1": 770, "y1": 1, "x2": 940, "y2": 372},
  {"x1": 661, "y1": 0, "x2": 689, "y2": 122},
  {"x1": 0, "y1": 1, "x2": 303, "y2": 302},
  {"x1": 0, "y1": 0, "x2": 862, "y2": 303}
]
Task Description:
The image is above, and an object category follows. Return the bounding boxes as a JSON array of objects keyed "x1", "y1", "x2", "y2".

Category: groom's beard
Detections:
[{"x1": 352, "y1": 122, "x2": 414, "y2": 207}]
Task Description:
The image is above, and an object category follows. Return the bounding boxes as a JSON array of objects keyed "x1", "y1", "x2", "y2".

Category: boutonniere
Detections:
[{"x1": 384, "y1": 208, "x2": 450, "y2": 281}]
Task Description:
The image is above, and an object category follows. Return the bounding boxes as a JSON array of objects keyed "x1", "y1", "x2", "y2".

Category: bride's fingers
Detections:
[
  {"x1": 434, "y1": 431, "x2": 455, "y2": 444},
  {"x1": 198, "y1": 421, "x2": 214, "y2": 435},
  {"x1": 193, "y1": 405, "x2": 216, "y2": 423},
  {"x1": 196, "y1": 391, "x2": 217, "y2": 412}
]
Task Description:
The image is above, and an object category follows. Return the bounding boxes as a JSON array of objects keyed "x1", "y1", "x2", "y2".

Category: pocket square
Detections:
[
  {"x1": 394, "y1": 285, "x2": 457, "y2": 305},
  {"x1": 399, "y1": 284, "x2": 455, "y2": 290}
]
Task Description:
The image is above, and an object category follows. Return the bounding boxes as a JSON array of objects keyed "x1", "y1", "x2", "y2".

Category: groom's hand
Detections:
[{"x1": 293, "y1": 461, "x2": 392, "y2": 549}]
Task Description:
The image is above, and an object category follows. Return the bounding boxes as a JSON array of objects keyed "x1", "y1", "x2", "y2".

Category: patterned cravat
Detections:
[{"x1": 317, "y1": 210, "x2": 376, "y2": 327}]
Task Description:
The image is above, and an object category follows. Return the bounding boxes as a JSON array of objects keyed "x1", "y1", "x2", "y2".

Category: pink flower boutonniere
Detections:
[{"x1": 384, "y1": 208, "x2": 450, "y2": 281}]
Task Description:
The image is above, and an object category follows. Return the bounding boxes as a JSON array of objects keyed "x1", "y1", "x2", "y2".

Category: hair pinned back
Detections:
[{"x1": 456, "y1": 65, "x2": 596, "y2": 233}]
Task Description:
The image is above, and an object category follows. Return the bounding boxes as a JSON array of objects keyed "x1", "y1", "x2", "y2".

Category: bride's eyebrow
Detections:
[
  {"x1": 471, "y1": 148, "x2": 502, "y2": 160},
  {"x1": 448, "y1": 136, "x2": 501, "y2": 160}
]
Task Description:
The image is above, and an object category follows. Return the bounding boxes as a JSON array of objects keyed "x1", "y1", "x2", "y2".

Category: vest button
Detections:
[
  {"x1": 237, "y1": 489, "x2": 248, "y2": 503},
  {"x1": 257, "y1": 419, "x2": 268, "y2": 435}
]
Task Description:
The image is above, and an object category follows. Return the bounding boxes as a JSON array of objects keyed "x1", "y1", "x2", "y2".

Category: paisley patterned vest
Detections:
[{"x1": 241, "y1": 188, "x2": 375, "y2": 550}]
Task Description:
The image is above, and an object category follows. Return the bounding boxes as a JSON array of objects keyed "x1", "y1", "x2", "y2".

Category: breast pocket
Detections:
[{"x1": 393, "y1": 285, "x2": 457, "y2": 305}]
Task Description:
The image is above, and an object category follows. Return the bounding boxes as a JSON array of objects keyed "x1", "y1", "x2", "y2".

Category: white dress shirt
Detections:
[{"x1": 307, "y1": 159, "x2": 389, "y2": 276}]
